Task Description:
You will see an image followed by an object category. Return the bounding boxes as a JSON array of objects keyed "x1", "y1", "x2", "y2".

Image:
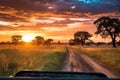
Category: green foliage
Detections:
[{"x1": 42, "y1": 51, "x2": 66, "y2": 70}]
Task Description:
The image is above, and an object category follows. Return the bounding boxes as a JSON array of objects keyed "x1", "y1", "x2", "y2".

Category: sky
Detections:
[{"x1": 0, "y1": 0, "x2": 120, "y2": 42}]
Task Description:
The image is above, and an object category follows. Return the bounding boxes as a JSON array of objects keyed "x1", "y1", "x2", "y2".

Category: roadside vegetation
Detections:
[
  {"x1": 74, "y1": 46, "x2": 120, "y2": 74},
  {"x1": 0, "y1": 45, "x2": 67, "y2": 76}
]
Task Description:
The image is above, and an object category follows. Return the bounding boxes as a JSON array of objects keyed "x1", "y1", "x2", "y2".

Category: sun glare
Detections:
[{"x1": 22, "y1": 35, "x2": 34, "y2": 42}]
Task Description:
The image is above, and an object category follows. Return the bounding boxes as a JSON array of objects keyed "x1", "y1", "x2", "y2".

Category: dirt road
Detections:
[{"x1": 62, "y1": 47, "x2": 119, "y2": 78}]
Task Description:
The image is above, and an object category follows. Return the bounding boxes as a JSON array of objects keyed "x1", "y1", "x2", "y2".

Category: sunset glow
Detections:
[
  {"x1": 0, "y1": 0, "x2": 120, "y2": 42},
  {"x1": 22, "y1": 34, "x2": 35, "y2": 42}
]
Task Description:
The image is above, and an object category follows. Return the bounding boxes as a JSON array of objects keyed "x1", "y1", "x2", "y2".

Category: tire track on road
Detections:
[{"x1": 62, "y1": 47, "x2": 119, "y2": 78}]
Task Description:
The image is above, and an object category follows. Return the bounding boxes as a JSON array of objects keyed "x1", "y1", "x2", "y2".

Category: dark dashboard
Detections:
[{"x1": 0, "y1": 71, "x2": 119, "y2": 80}]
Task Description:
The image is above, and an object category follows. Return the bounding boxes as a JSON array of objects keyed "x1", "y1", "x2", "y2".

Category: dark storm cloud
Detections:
[
  {"x1": 0, "y1": 0, "x2": 120, "y2": 13},
  {"x1": 0, "y1": 0, "x2": 48, "y2": 12},
  {"x1": 0, "y1": 0, "x2": 120, "y2": 23},
  {"x1": 0, "y1": 0, "x2": 33, "y2": 10}
]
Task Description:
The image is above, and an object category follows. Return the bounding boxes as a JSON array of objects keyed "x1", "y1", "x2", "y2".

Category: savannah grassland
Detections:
[
  {"x1": 74, "y1": 46, "x2": 120, "y2": 75},
  {"x1": 0, "y1": 44, "x2": 67, "y2": 76},
  {"x1": 1, "y1": 44, "x2": 120, "y2": 77}
]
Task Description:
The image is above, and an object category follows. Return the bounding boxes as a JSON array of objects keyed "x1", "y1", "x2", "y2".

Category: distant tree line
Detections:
[
  {"x1": 11, "y1": 35, "x2": 53, "y2": 47},
  {"x1": 35, "y1": 36, "x2": 53, "y2": 47},
  {"x1": 0, "y1": 16, "x2": 120, "y2": 48}
]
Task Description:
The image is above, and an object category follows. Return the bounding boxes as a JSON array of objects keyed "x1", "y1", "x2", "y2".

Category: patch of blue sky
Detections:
[
  {"x1": 77, "y1": 0, "x2": 100, "y2": 4},
  {"x1": 77, "y1": 0, "x2": 114, "y2": 5}
]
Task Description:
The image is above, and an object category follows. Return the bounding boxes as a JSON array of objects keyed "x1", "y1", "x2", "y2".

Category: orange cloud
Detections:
[{"x1": 0, "y1": 3, "x2": 120, "y2": 42}]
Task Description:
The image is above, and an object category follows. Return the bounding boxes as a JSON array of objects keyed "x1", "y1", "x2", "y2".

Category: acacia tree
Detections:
[
  {"x1": 44, "y1": 39, "x2": 53, "y2": 47},
  {"x1": 74, "y1": 31, "x2": 92, "y2": 45},
  {"x1": 11, "y1": 35, "x2": 22, "y2": 45},
  {"x1": 94, "y1": 16, "x2": 120, "y2": 47},
  {"x1": 35, "y1": 36, "x2": 44, "y2": 46}
]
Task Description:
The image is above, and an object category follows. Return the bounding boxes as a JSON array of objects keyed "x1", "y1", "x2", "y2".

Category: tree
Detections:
[
  {"x1": 44, "y1": 39, "x2": 53, "y2": 47},
  {"x1": 11, "y1": 35, "x2": 22, "y2": 45},
  {"x1": 74, "y1": 31, "x2": 92, "y2": 45},
  {"x1": 57, "y1": 41, "x2": 61, "y2": 44},
  {"x1": 94, "y1": 16, "x2": 120, "y2": 47},
  {"x1": 69, "y1": 39, "x2": 75, "y2": 45},
  {"x1": 35, "y1": 36, "x2": 44, "y2": 46}
]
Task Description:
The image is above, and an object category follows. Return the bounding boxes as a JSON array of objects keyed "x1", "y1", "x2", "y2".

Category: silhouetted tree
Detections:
[
  {"x1": 74, "y1": 31, "x2": 92, "y2": 46},
  {"x1": 35, "y1": 36, "x2": 44, "y2": 46},
  {"x1": 44, "y1": 39, "x2": 53, "y2": 47},
  {"x1": 57, "y1": 41, "x2": 61, "y2": 44},
  {"x1": 86, "y1": 39, "x2": 94, "y2": 46},
  {"x1": 11, "y1": 35, "x2": 22, "y2": 45},
  {"x1": 94, "y1": 16, "x2": 120, "y2": 47},
  {"x1": 69, "y1": 39, "x2": 75, "y2": 45},
  {"x1": 117, "y1": 40, "x2": 120, "y2": 46}
]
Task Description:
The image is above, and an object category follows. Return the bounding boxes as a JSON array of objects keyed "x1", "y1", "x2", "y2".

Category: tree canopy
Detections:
[
  {"x1": 44, "y1": 39, "x2": 53, "y2": 47},
  {"x1": 74, "y1": 31, "x2": 92, "y2": 45},
  {"x1": 35, "y1": 36, "x2": 44, "y2": 46},
  {"x1": 11, "y1": 35, "x2": 22, "y2": 45},
  {"x1": 94, "y1": 16, "x2": 120, "y2": 47}
]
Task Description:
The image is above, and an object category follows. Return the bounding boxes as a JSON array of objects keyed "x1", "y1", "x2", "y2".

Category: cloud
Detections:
[
  {"x1": 0, "y1": 0, "x2": 120, "y2": 22},
  {"x1": 0, "y1": 0, "x2": 120, "y2": 14},
  {"x1": 0, "y1": 0, "x2": 38, "y2": 11},
  {"x1": 0, "y1": 0, "x2": 120, "y2": 38},
  {"x1": 0, "y1": 13, "x2": 29, "y2": 22}
]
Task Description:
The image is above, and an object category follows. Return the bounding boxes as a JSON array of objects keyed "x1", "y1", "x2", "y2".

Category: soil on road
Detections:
[{"x1": 62, "y1": 47, "x2": 119, "y2": 78}]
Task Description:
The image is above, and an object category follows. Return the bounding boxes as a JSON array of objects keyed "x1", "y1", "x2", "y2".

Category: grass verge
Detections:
[
  {"x1": 74, "y1": 46, "x2": 120, "y2": 74},
  {"x1": 0, "y1": 45, "x2": 67, "y2": 76}
]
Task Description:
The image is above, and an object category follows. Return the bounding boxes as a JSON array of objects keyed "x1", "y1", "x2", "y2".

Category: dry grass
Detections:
[
  {"x1": 74, "y1": 46, "x2": 120, "y2": 74},
  {"x1": 0, "y1": 44, "x2": 67, "y2": 76}
]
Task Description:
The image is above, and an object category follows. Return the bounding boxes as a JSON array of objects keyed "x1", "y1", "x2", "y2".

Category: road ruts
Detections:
[{"x1": 62, "y1": 47, "x2": 119, "y2": 78}]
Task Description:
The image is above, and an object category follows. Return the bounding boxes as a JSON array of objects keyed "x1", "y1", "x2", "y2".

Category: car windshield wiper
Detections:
[{"x1": 14, "y1": 71, "x2": 108, "y2": 78}]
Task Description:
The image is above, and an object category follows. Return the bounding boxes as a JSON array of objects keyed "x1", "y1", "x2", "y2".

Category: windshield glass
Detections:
[{"x1": 0, "y1": 0, "x2": 120, "y2": 79}]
